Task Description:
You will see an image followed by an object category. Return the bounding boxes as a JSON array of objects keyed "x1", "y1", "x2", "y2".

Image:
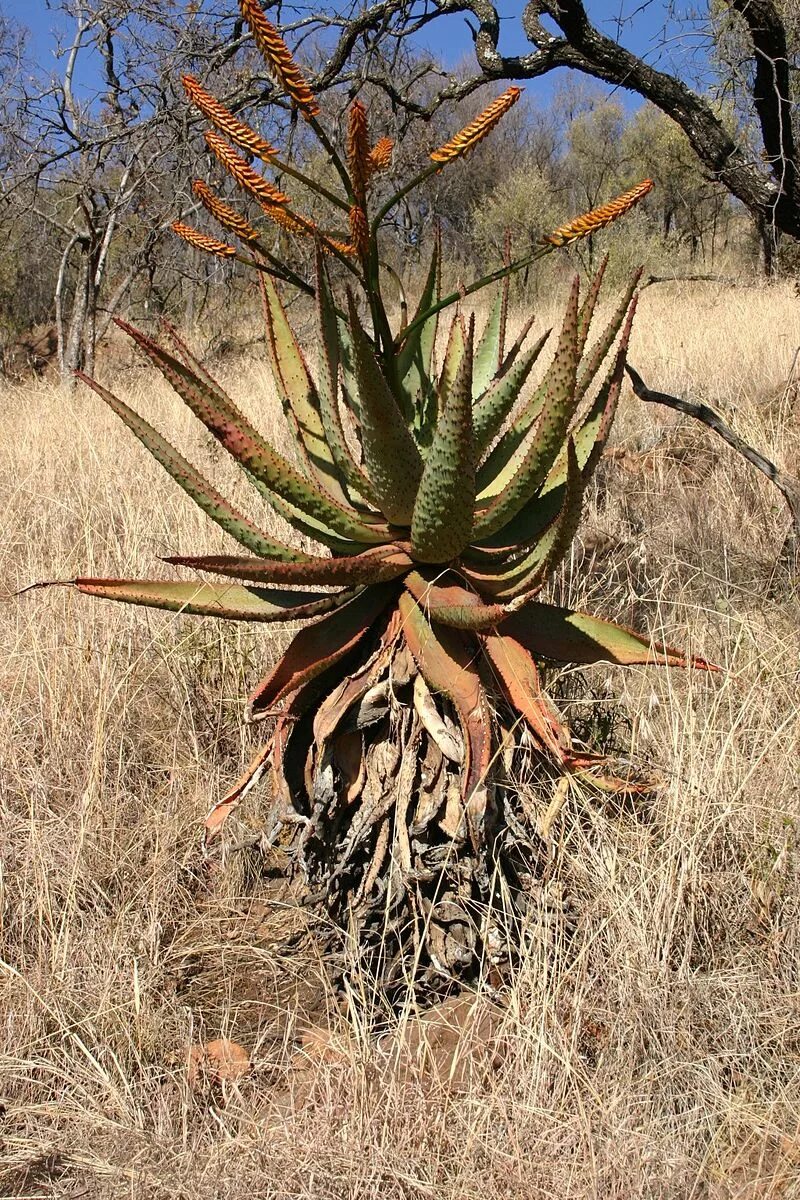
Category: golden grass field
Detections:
[{"x1": 1, "y1": 279, "x2": 799, "y2": 1198}]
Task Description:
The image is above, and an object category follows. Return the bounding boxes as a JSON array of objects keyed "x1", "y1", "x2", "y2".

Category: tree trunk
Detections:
[{"x1": 61, "y1": 242, "x2": 90, "y2": 384}]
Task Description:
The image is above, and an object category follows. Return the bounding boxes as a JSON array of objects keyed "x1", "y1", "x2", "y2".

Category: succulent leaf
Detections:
[
  {"x1": 73, "y1": 577, "x2": 360, "y2": 622},
  {"x1": 315, "y1": 249, "x2": 380, "y2": 507},
  {"x1": 165, "y1": 546, "x2": 412, "y2": 584},
  {"x1": 575, "y1": 267, "x2": 642, "y2": 401},
  {"x1": 576, "y1": 255, "x2": 608, "y2": 353},
  {"x1": 411, "y1": 318, "x2": 476, "y2": 562},
  {"x1": 504, "y1": 604, "x2": 718, "y2": 670},
  {"x1": 160, "y1": 319, "x2": 234, "y2": 395},
  {"x1": 472, "y1": 328, "x2": 550, "y2": 456},
  {"x1": 75, "y1": 372, "x2": 308, "y2": 563},
  {"x1": 397, "y1": 234, "x2": 440, "y2": 433},
  {"x1": 499, "y1": 312, "x2": 537, "y2": 373},
  {"x1": 472, "y1": 275, "x2": 581, "y2": 537},
  {"x1": 399, "y1": 592, "x2": 492, "y2": 807},
  {"x1": 470, "y1": 291, "x2": 636, "y2": 556},
  {"x1": 403, "y1": 569, "x2": 506, "y2": 630},
  {"x1": 261, "y1": 490, "x2": 388, "y2": 554},
  {"x1": 260, "y1": 271, "x2": 360, "y2": 509},
  {"x1": 346, "y1": 292, "x2": 423, "y2": 525},
  {"x1": 116, "y1": 318, "x2": 388, "y2": 545},
  {"x1": 481, "y1": 630, "x2": 570, "y2": 760},
  {"x1": 437, "y1": 311, "x2": 467, "y2": 412},
  {"x1": 247, "y1": 583, "x2": 399, "y2": 718},
  {"x1": 541, "y1": 294, "x2": 637, "y2": 498},
  {"x1": 472, "y1": 280, "x2": 508, "y2": 401},
  {"x1": 468, "y1": 438, "x2": 583, "y2": 598}
]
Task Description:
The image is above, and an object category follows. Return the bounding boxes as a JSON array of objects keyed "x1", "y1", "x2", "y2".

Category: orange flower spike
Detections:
[
  {"x1": 541, "y1": 179, "x2": 654, "y2": 247},
  {"x1": 172, "y1": 222, "x2": 237, "y2": 258},
  {"x1": 321, "y1": 236, "x2": 357, "y2": 258},
  {"x1": 348, "y1": 100, "x2": 370, "y2": 205},
  {"x1": 181, "y1": 74, "x2": 277, "y2": 161},
  {"x1": 430, "y1": 86, "x2": 522, "y2": 165},
  {"x1": 192, "y1": 180, "x2": 261, "y2": 243},
  {"x1": 257, "y1": 202, "x2": 357, "y2": 257},
  {"x1": 367, "y1": 136, "x2": 394, "y2": 178},
  {"x1": 262, "y1": 204, "x2": 315, "y2": 237},
  {"x1": 204, "y1": 130, "x2": 290, "y2": 209},
  {"x1": 239, "y1": 0, "x2": 320, "y2": 119},
  {"x1": 348, "y1": 204, "x2": 370, "y2": 259}
]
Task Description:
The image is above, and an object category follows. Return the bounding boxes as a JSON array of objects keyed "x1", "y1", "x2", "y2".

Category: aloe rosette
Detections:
[{"x1": 47, "y1": 1, "x2": 715, "y2": 994}]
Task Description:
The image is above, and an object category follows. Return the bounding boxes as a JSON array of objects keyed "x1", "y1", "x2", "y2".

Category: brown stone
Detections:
[{"x1": 187, "y1": 1038, "x2": 250, "y2": 1088}]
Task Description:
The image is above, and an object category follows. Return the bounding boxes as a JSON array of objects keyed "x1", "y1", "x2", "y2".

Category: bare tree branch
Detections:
[{"x1": 625, "y1": 362, "x2": 800, "y2": 541}]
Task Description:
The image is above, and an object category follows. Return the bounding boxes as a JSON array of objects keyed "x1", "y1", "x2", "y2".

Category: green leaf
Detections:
[
  {"x1": 247, "y1": 582, "x2": 399, "y2": 718},
  {"x1": 116, "y1": 319, "x2": 388, "y2": 545},
  {"x1": 411, "y1": 317, "x2": 476, "y2": 562},
  {"x1": 540, "y1": 293, "x2": 637, "y2": 498},
  {"x1": 475, "y1": 376, "x2": 547, "y2": 497},
  {"x1": 396, "y1": 233, "x2": 440, "y2": 432},
  {"x1": 346, "y1": 292, "x2": 423, "y2": 525},
  {"x1": 74, "y1": 577, "x2": 361, "y2": 622},
  {"x1": 261, "y1": 489, "x2": 386, "y2": 555},
  {"x1": 469, "y1": 293, "x2": 637, "y2": 554},
  {"x1": 260, "y1": 271, "x2": 354, "y2": 508},
  {"x1": 575, "y1": 267, "x2": 641, "y2": 401},
  {"x1": 75, "y1": 372, "x2": 309, "y2": 563},
  {"x1": 437, "y1": 312, "x2": 467, "y2": 412},
  {"x1": 576, "y1": 255, "x2": 608, "y2": 353},
  {"x1": 500, "y1": 312, "x2": 537, "y2": 373},
  {"x1": 165, "y1": 545, "x2": 412, "y2": 585},
  {"x1": 504, "y1": 603, "x2": 719, "y2": 670},
  {"x1": 471, "y1": 276, "x2": 581, "y2": 538},
  {"x1": 315, "y1": 250, "x2": 380, "y2": 507},
  {"x1": 471, "y1": 281, "x2": 507, "y2": 401},
  {"x1": 469, "y1": 439, "x2": 583, "y2": 598},
  {"x1": 472, "y1": 328, "x2": 550, "y2": 456}
]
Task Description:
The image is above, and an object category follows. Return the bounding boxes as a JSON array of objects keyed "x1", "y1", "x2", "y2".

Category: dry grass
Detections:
[{"x1": 1, "y1": 279, "x2": 799, "y2": 1199}]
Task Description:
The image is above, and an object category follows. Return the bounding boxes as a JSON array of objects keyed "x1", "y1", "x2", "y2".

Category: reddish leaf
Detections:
[
  {"x1": 312, "y1": 607, "x2": 403, "y2": 747},
  {"x1": 246, "y1": 582, "x2": 399, "y2": 720},
  {"x1": 399, "y1": 592, "x2": 492, "y2": 808},
  {"x1": 75, "y1": 371, "x2": 308, "y2": 563},
  {"x1": 403, "y1": 569, "x2": 506, "y2": 631},
  {"x1": 115, "y1": 318, "x2": 388, "y2": 546},
  {"x1": 481, "y1": 629, "x2": 570, "y2": 761},
  {"x1": 165, "y1": 545, "x2": 412, "y2": 585},
  {"x1": 203, "y1": 740, "x2": 271, "y2": 842},
  {"x1": 74, "y1": 577, "x2": 358, "y2": 622}
]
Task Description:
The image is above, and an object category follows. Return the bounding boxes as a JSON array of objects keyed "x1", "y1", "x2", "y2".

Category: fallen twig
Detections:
[{"x1": 639, "y1": 273, "x2": 741, "y2": 290}]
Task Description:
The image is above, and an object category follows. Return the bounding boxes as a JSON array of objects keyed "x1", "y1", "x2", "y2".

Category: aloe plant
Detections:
[{"x1": 46, "y1": 1, "x2": 715, "y2": 997}]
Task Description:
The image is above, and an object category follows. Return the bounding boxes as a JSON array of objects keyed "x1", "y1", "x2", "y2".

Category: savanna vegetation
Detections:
[{"x1": 1, "y1": 2, "x2": 799, "y2": 1197}]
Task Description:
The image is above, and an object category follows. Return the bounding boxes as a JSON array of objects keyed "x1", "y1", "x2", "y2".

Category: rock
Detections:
[{"x1": 187, "y1": 1038, "x2": 250, "y2": 1089}]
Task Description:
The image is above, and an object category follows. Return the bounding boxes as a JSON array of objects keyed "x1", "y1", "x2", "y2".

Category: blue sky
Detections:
[{"x1": 4, "y1": 1, "x2": 710, "y2": 106}]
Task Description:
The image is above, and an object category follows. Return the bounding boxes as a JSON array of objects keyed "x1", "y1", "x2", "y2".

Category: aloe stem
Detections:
[
  {"x1": 371, "y1": 162, "x2": 441, "y2": 235},
  {"x1": 395, "y1": 243, "x2": 558, "y2": 349},
  {"x1": 307, "y1": 114, "x2": 354, "y2": 202},
  {"x1": 270, "y1": 154, "x2": 350, "y2": 213},
  {"x1": 238, "y1": 249, "x2": 313, "y2": 295}
]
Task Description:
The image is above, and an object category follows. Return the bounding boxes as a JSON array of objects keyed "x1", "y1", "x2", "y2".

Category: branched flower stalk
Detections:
[{"x1": 39, "y1": 0, "x2": 713, "y2": 1001}]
